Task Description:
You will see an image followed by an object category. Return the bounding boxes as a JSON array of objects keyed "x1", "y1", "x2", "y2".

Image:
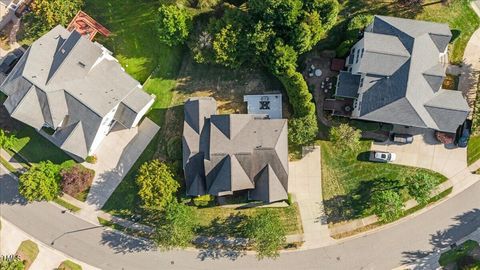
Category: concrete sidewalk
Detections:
[
  {"x1": 288, "y1": 146, "x2": 336, "y2": 249},
  {"x1": 0, "y1": 217, "x2": 99, "y2": 270}
]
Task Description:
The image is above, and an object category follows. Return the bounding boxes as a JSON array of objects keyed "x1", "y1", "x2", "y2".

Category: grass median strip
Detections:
[
  {"x1": 58, "y1": 260, "x2": 82, "y2": 270},
  {"x1": 15, "y1": 240, "x2": 38, "y2": 270},
  {"x1": 53, "y1": 198, "x2": 81, "y2": 213}
]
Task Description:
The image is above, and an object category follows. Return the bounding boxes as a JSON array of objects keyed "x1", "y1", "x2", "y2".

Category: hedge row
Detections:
[{"x1": 276, "y1": 68, "x2": 318, "y2": 145}]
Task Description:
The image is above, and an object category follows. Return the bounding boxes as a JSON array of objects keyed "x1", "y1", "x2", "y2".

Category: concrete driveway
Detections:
[
  {"x1": 371, "y1": 128, "x2": 466, "y2": 178},
  {"x1": 80, "y1": 118, "x2": 159, "y2": 221},
  {"x1": 288, "y1": 146, "x2": 336, "y2": 248}
]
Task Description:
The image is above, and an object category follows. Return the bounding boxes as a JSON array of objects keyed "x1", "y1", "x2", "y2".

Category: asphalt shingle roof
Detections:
[
  {"x1": 341, "y1": 15, "x2": 469, "y2": 133},
  {"x1": 182, "y1": 97, "x2": 288, "y2": 203},
  {"x1": 0, "y1": 26, "x2": 154, "y2": 159}
]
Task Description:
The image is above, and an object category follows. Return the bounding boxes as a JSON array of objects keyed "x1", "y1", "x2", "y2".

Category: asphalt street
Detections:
[{"x1": 1, "y1": 171, "x2": 480, "y2": 270}]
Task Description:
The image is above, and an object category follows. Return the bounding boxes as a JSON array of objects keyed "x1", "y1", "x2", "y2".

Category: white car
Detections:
[{"x1": 373, "y1": 151, "x2": 396, "y2": 162}]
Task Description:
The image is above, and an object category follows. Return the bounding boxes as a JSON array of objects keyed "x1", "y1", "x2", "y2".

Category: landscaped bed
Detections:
[
  {"x1": 320, "y1": 140, "x2": 447, "y2": 224},
  {"x1": 439, "y1": 240, "x2": 480, "y2": 268}
]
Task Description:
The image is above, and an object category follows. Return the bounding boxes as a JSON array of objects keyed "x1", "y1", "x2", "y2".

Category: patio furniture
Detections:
[{"x1": 315, "y1": 69, "x2": 322, "y2": 77}]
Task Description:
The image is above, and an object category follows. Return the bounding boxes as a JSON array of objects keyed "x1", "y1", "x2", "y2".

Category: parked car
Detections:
[
  {"x1": 369, "y1": 151, "x2": 397, "y2": 162},
  {"x1": 392, "y1": 133, "x2": 414, "y2": 144},
  {"x1": 456, "y1": 120, "x2": 472, "y2": 148},
  {"x1": 0, "y1": 49, "x2": 24, "y2": 75}
]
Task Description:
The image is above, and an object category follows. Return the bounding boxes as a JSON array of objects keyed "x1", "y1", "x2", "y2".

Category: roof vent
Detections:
[{"x1": 78, "y1": 61, "x2": 86, "y2": 68}]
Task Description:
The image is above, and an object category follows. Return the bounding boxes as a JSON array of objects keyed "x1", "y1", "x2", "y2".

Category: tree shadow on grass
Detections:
[
  {"x1": 323, "y1": 177, "x2": 403, "y2": 223},
  {"x1": 195, "y1": 214, "x2": 249, "y2": 261},
  {"x1": 401, "y1": 209, "x2": 480, "y2": 269}
]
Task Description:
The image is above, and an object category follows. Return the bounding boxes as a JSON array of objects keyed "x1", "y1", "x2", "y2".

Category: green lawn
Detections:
[
  {"x1": 321, "y1": 140, "x2": 447, "y2": 223},
  {"x1": 468, "y1": 136, "x2": 480, "y2": 165},
  {"x1": 320, "y1": 0, "x2": 479, "y2": 64},
  {"x1": 53, "y1": 198, "x2": 81, "y2": 213},
  {"x1": 8, "y1": 125, "x2": 73, "y2": 165},
  {"x1": 195, "y1": 203, "x2": 303, "y2": 236},
  {"x1": 439, "y1": 240, "x2": 480, "y2": 266}
]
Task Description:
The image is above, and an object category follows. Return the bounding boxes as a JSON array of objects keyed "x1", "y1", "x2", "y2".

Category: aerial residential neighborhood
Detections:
[{"x1": 1, "y1": 0, "x2": 480, "y2": 270}]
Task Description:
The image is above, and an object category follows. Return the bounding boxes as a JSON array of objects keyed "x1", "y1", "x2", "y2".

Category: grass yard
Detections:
[
  {"x1": 468, "y1": 136, "x2": 480, "y2": 165},
  {"x1": 195, "y1": 203, "x2": 303, "y2": 236},
  {"x1": 321, "y1": 140, "x2": 447, "y2": 223},
  {"x1": 320, "y1": 0, "x2": 479, "y2": 64},
  {"x1": 8, "y1": 125, "x2": 73, "y2": 165}
]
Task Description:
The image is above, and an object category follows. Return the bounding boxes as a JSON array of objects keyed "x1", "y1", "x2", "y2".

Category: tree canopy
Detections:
[
  {"x1": 22, "y1": 0, "x2": 84, "y2": 42},
  {"x1": 0, "y1": 130, "x2": 17, "y2": 150},
  {"x1": 404, "y1": 172, "x2": 439, "y2": 205},
  {"x1": 156, "y1": 4, "x2": 192, "y2": 46},
  {"x1": 153, "y1": 201, "x2": 197, "y2": 250},
  {"x1": 244, "y1": 210, "x2": 286, "y2": 259},
  {"x1": 136, "y1": 160, "x2": 180, "y2": 210},
  {"x1": 370, "y1": 190, "x2": 404, "y2": 222},
  {"x1": 18, "y1": 161, "x2": 61, "y2": 202},
  {"x1": 329, "y1": 124, "x2": 362, "y2": 154}
]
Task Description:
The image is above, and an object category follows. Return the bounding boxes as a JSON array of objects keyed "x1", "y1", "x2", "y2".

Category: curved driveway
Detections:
[{"x1": 1, "y1": 171, "x2": 480, "y2": 270}]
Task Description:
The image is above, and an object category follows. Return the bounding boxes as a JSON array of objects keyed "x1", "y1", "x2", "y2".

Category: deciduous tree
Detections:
[
  {"x1": 0, "y1": 129, "x2": 16, "y2": 150},
  {"x1": 18, "y1": 161, "x2": 60, "y2": 202},
  {"x1": 136, "y1": 160, "x2": 179, "y2": 210},
  {"x1": 157, "y1": 4, "x2": 192, "y2": 46},
  {"x1": 404, "y1": 172, "x2": 439, "y2": 205},
  {"x1": 329, "y1": 124, "x2": 362, "y2": 153},
  {"x1": 153, "y1": 201, "x2": 197, "y2": 250},
  {"x1": 370, "y1": 190, "x2": 404, "y2": 222},
  {"x1": 244, "y1": 210, "x2": 286, "y2": 259}
]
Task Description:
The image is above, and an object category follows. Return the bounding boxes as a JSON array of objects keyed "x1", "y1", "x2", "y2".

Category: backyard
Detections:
[{"x1": 320, "y1": 140, "x2": 447, "y2": 223}]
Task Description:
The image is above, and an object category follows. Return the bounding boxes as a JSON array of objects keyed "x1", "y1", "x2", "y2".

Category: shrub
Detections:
[
  {"x1": 167, "y1": 136, "x2": 183, "y2": 161},
  {"x1": 0, "y1": 256, "x2": 24, "y2": 270},
  {"x1": 85, "y1": 155, "x2": 97, "y2": 164},
  {"x1": 193, "y1": 194, "x2": 214, "y2": 207},
  {"x1": 60, "y1": 165, "x2": 95, "y2": 197}
]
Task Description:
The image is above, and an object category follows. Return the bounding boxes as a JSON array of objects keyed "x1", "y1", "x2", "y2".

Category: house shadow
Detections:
[
  {"x1": 401, "y1": 209, "x2": 480, "y2": 269},
  {"x1": 100, "y1": 229, "x2": 156, "y2": 254},
  {"x1": 0, "y1": 172, "x2": 27, "y2": 206}
]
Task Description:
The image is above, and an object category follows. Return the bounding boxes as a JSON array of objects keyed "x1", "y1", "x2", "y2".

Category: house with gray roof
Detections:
[
  {"x1": 1, "y1": 25, "x2": 154, "y2": 160},
  {"x1": 335, "y1": 15, "x2": 470, "y2": 134},
  {"x1": 182, "y1": 97, "x2": 289, "y2": 203}
]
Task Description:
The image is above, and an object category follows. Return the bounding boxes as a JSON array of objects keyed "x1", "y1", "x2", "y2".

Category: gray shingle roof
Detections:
[
  {"x1": 182, "y1": 97, "x2": 289, "y2": 203},
  {"x1": 341, "y1": 15, "x2": 469, "y2": 133},
  {"x1": 335, "y1": 71, "x2": 360, "y2": 98},
  {"x1": 0, "y1": 26, "x2": 154, "y2": 159}
]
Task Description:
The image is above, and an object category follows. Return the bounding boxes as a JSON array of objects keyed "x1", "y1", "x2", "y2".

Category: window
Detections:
[
  {"x1": 361, "y1": 48, "x2": 364, "y2": 58},
  {"x1": 359, "y1": 78, "x2": 364, "y2": 88}
]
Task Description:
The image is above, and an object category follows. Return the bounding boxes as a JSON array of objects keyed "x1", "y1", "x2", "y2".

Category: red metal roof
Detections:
[{"x1": 67, "y1": 11, "x2": 111, "y2": 41}]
